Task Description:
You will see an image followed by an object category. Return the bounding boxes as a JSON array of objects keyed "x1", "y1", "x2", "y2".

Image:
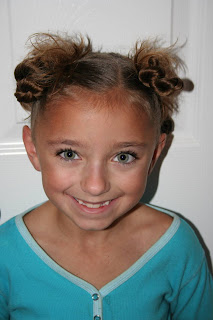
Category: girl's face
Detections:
[{"x1": 23, "y1": 93, "x2": 166, "y2": 232}]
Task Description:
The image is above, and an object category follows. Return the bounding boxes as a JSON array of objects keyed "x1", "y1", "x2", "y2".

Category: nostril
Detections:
[{"x1": 81, "y1": 170, "x2": 110, "y2": 196}]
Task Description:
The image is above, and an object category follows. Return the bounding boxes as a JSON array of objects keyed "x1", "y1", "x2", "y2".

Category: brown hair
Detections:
[{"x1": 14, "y1": 33, "x2": 183, "y2": 135}]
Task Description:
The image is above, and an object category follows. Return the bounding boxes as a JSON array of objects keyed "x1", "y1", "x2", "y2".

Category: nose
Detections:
[{"x1": 80, "y1": 164, "x2": 110, "y2": 196}]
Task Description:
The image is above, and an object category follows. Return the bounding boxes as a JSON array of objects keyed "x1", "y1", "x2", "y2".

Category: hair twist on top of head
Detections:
[
  {"x1": 132, "y1": 40, "x2": 183, "y2": 133},
  {"x1": 14, "y1": 33, "x2": 183, "y2": 135},
  {"x1": 136, "y1": 54, "x2": 183, "y2": 96},
  {"x1": 14, "y1": 62, "x2": 45, "y2": 104},
  {"x1": 14, "y1": 33, "x2": 92, "y2": 111}
]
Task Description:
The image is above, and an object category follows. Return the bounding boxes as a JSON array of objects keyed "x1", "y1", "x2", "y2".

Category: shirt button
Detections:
[
  {"x1": 92, "y1": 293, "x2": 99, "y2": 301},
  {"x1": 94, "y1": 316, "x2": 101, "y2": 320}
]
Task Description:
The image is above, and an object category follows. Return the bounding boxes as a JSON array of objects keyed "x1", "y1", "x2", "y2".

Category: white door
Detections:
[{"x1": 0, "y1": 0, "x2": 212, "y2": 269}]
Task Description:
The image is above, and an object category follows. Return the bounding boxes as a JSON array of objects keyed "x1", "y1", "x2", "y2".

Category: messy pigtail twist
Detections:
[
  {"x1": 133, "y1": 41, "x2": 183, "y2": 134},
  {"x1": 14, "y1": 33, "x2": 92, "y2": 111},
  {"x1": 14, "y1": 33, "x2": 184, "y2": 136}
]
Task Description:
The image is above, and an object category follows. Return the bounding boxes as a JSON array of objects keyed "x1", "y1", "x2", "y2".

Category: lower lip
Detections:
[{"x1": 69, "y1": 196, "x2": 116, "y2": 215}]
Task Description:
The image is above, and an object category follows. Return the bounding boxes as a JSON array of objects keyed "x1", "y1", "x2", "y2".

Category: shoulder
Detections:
[
  {"x1": 0, "y1": 215, "x2": 24, "y2": 305},
  {"x1": 0, "y1": 204, "x2": 42, "y2": 263},
  {"x1": 144, "y1": 206, "x2": 211, "y2": 287},
  {"x1": 153, "y1": 207, "x2": 207, "y2": 281},
  {"x1": 145, "y1": 204, "x2": 202, "y2": 246},
  {"x1": 172, "y1": 217, "x2": 206, "y2": 270},
  {"x1": 128, "y1": 204, "x2": 175, "y2": 257},
  {"x1": 0, "y1": 216, "x2": 21, "y2": 284},
  {"x1": 142, "y1": 204, "x2": 174, "y2": 230},
  {"x1": 135, "y1": 204, "x2": 174, "y2": 242},
  {"x1": 142, "y1": 204, "x2": 205, "y2": 264},
  {"x1": 171, "y1": 215, "x2": 204, "y2": 258},
  {"x1": 0, "y1": 216, "x2": 17, "y2": 247}
]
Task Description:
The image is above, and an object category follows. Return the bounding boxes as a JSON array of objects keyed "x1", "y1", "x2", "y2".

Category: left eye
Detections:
[
  {"x1": 113, "y1": 153, "x2": 135, "y2": 164},
  {"x1": 59, "y1": 150, "x2": 79, "y2": 161}
]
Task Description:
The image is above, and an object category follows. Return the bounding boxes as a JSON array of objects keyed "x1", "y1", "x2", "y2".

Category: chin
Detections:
[{"x1": 73, "y1": 217, "x2": 117, "y2": 232}]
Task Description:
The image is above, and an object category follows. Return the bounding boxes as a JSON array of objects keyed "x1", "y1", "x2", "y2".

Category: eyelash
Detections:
[
  {"x1": 56, "y1": 149, "x2": 139, "y2": 165},
  {"x1": 113, "y1": 151, "x2": 139, "y2": 166},
  {"x1": 56, "y1": 148, "x2": 79, "y2": 161}
]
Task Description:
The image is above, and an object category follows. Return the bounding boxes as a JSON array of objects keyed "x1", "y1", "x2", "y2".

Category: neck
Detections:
[{"x1": 49, "y1": 201, "x2": 139, "y2": 247}]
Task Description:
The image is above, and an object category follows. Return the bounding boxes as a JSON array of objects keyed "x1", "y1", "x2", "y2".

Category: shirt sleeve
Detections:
[{"x1": 171, "y1": 257, "x2": 213, "y2": 320}]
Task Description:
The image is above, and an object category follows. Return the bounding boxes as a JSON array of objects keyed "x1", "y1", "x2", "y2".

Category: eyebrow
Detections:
[
  {"x1": 47, "y1": 139, "x2": 86, "y2": 147},
  {"x1": 47, "y1": 139, "x2": 147, "y2": 149},
  {"x1": 112, "y1": 141, "x2": 147, "y2": 148}
]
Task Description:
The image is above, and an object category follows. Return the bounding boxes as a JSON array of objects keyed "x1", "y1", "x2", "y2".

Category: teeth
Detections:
[
  {"x1": 103, "y1": 201, "x2": 110, "y2": 206},
  {"x1": 85, "y1": 203, "x2": 101, "y2": 208},
  {"x1": 75, "y1": 198, "x2": 111, "y2": 208}
]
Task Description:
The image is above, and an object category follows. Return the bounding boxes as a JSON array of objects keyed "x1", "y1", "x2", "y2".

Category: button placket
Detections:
[{"x1": 92, "y1": 291, "x2": 102, "y2": 320}]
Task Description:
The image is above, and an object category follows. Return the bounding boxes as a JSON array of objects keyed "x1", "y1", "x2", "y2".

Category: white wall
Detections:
[{"x1": 0, "y1": 0, "x2": 212, "y2": 270}]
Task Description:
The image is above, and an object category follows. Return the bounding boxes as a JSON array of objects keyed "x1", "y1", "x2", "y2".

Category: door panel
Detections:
[{"x1": 0, "y1": 0, "x2": 212, "y2": 267}]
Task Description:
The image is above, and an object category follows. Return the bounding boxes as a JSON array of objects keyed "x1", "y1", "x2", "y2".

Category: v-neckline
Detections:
[{"x1": 15, "y1": 205, "x2": 180, "y2": 297}]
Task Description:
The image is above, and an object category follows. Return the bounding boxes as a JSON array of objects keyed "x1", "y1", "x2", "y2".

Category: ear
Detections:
[
  {"x1": 22, "y1": 125, "x2": 41, "y2": 171},
  {"x1": 148, "y1": 134, "x2": 166, "y2": 175}
]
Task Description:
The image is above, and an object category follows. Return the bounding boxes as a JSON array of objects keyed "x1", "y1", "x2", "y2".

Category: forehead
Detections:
[{"x1": 35, "y1": 91, "x2": 157, "y2": 144}]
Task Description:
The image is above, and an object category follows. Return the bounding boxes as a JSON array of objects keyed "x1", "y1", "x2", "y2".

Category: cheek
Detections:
[
  {"x1": 116, "y1": 165, "x2": 149, "y2": 196},
  {"x1": 40, "y1": 163, "x2": 78, "y2": 193}
]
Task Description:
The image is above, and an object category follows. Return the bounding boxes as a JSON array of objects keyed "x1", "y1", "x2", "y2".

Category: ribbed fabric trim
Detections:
[
  {"x1": 100, "y1": 208, "x2": 180, "y2": 296},
  {"x1": 15, "y1": 204, "x2": 180, "y2": 297},
  {"x1": 15, "y1": 208, "x2": 98, "y2": 296}
]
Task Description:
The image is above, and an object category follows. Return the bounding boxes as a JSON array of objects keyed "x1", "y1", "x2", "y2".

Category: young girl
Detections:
[{"x1": 0, "y1": 33, "x2": 212, "y2": 319}]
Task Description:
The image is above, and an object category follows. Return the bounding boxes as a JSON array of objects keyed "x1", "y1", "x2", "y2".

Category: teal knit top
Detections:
[{"x1": 0, "y1": 206, "x2": 212, "y2": 319}]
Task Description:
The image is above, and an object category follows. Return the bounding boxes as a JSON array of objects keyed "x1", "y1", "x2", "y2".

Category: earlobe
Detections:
[
  {"x1": 22, "y1": 125, "x2": 41, "y2": 171},
  {"x1": 148, "y1": 134, "x2": 167, "y2": 175}
]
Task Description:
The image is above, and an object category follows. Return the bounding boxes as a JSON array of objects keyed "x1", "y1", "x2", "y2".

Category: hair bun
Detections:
[
  {"x1": 138, "y1": 56, "x2": 183, "y2": 96},
  {"x1": 14, "y1": 33, "x2": 93, "y2": 110},
  {"x1": 15, "y1": 78, "x2": 43, "y2": 103},
  {"x1": 14, "y1": 61, "x2": 44, "y2": 105}
]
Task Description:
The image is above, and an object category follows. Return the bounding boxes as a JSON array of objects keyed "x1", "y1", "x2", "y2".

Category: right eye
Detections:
[{"x1": 58, "y1": 149, "x2": 80, "y2": 161}]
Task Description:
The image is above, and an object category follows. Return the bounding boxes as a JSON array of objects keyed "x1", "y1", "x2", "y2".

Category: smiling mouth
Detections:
[{"x1": 74, "y1": 197, "x2": 111, "y2": 208}]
